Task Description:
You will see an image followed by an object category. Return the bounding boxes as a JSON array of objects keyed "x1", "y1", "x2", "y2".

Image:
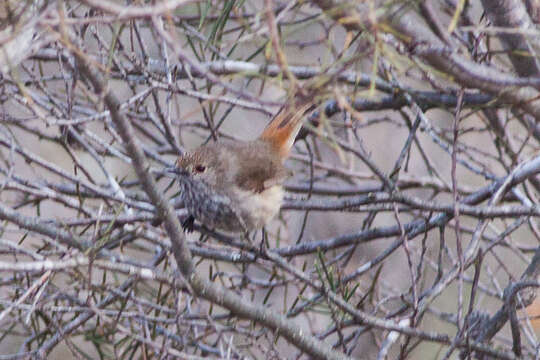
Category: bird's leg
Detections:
[
  {"x1": 240, "y1": 225, "x2": 251, "y2": 244},
  {"x1": 181, "y1": 215, "x2": 195, "y2": 233},
  {"x1": 257, "y1": 228, "x2": 269, "y2": 254}
]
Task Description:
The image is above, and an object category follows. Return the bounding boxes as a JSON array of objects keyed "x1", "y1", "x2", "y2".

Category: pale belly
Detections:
[{"x1": 233, "y1": 185, "x2": 284, "y2": 230}]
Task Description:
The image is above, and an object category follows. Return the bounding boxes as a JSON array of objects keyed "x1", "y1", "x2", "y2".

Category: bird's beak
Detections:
[
  {"x1": 160, "y1": 166, "x2": 180, "y2": 178},
  {"x1": 163, "y1": 166, "x2": 189, "y2": 177}
]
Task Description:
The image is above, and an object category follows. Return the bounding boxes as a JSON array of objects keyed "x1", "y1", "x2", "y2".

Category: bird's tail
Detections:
[{"x1": 259, "y1": 95, "x2": 315, "y2": 159}]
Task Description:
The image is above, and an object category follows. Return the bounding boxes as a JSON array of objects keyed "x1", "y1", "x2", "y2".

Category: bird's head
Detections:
[{"x1": 168, "y1": 145, "x2": 223, "y2": 187}]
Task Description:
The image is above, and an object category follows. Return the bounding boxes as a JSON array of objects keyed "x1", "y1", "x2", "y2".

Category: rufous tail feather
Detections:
[{"x1": 259, "y1": 97, "x2": 314, "y2": 159}]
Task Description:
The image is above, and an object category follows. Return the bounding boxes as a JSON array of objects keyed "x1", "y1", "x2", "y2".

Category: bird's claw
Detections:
[{"x1": 182, "y1": 215, "x2": 195, "y2": 233}]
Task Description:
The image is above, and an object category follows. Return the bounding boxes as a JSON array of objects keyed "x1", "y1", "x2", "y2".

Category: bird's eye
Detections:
[{"x1": 194, "y1": 164, "x2": 206, "y2": 173}]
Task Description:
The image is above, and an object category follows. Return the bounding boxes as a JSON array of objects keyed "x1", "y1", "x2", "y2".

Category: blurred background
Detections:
[{"x1": 1, "y1": 0, "x2": 540, "y2": 358}]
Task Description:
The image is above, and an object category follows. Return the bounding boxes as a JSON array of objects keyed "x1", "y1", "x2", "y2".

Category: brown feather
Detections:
[
  {"x1": 259, "y1": 97, "x2": 315, "y2": 159},
  {"x1": 232, "y1": 141, "x2": 289, "y2": 193}
]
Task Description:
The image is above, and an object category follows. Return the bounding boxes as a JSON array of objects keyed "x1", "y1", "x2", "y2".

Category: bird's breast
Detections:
[{"x1": 179, "y1": 174, "x2": 284, "y2": 232}]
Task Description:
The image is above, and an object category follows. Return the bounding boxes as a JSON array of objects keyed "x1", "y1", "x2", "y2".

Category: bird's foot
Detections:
[{"x1": 182, "y1": 215, "x2": 195, "y2": 233}]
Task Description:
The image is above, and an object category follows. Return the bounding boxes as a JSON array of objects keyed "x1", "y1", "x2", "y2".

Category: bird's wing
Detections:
[{"x1": 234, "y1": 160, "x2": 290, "y2": 194}]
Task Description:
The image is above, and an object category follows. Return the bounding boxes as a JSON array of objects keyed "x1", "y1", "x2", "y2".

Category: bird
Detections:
[{"x1": 167, "y1": 95, "x2": 316, "y2": 234}]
